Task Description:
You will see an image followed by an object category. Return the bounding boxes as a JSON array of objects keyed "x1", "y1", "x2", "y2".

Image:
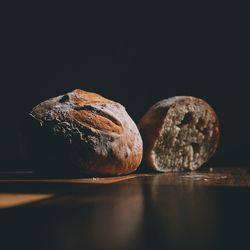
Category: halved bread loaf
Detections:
[{"x1": 138, "y1": 96, "x2": 220, "y2": 172}]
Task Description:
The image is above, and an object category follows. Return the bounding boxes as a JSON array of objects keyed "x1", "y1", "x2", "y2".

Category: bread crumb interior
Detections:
[{"x1": 153, "y1": 103, "x2": 215, "y2": 171}]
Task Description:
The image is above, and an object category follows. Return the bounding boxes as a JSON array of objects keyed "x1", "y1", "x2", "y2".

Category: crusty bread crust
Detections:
[
  {"x1": 138, "y1": 96, "x2": 220, "y2": 172},
  {"x1": 26, "y1": 89, "x2": 143, "y2": 176}
]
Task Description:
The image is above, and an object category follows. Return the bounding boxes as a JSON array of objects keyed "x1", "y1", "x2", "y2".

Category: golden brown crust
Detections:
[
  {"x1": 137, "y1": 103, "x2": 169, "y2": 169},
  {"x1": 26, "y1": 89, "x2": 143, "y2": 176},
  {"x1": 138, "y1": 96, "x2": 220, "y2": 171}
]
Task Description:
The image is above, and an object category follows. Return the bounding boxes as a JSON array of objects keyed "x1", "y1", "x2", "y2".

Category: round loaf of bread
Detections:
[
  {"x1": 25, "y1": 89, "x2": 143, "y2": 176},
  {"x1": 138, "y1": 96, "x2": 220, "y2": 172}
]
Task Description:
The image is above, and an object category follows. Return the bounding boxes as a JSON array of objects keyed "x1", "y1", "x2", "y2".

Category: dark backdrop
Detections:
[{"x1": 1, "y1": 3, "x2": 250, "y2": 170}]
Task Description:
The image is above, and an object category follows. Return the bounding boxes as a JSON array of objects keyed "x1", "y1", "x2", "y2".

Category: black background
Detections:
[{"x1": 1, "y1": 3, "x2": 250, "y2": 170}]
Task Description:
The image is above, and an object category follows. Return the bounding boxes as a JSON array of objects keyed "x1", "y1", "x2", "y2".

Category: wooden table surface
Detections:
[{"x1": 0, "y1": 167, "x2": 250, "y2": 250}]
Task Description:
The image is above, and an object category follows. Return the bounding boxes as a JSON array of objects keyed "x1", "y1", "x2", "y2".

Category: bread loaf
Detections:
[
  {"x1": 138, "y1": 96, "x2": 220, "y2": 172},
  {"x1": 25, "y1": 89, "x2": 143, "y2": 176}
]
